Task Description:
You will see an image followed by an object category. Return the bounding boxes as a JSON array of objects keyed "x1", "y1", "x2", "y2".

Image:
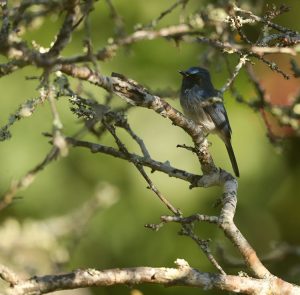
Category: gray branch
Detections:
[{"x1": 4, "y1": 260, "x2": 300, "y2": 295}]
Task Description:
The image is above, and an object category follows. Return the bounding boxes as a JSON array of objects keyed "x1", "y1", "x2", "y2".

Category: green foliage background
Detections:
[{"x1": 1, "y1": 0, "x2": 300, "y2": 294}]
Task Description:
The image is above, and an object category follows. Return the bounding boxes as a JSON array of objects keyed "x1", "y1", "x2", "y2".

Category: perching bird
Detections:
[{"x1": 179, "y1": 66, "x2": 239, "y2": 177}]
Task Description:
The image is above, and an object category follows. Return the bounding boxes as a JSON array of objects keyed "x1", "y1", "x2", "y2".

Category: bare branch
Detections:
[
  {"x1": 6, "y1": 261, "x2": 300, "y2": 295},
  {"x1": 67, "y1": 137, "x2": 202, "y2": 185},
  {"x1": 59, "y1": 23, "x2": 201, "y2": 64}
]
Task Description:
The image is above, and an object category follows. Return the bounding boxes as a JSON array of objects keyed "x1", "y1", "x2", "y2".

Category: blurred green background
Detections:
[{"x1": 1, "y1": 0, "x2": 300, "y2": 294}]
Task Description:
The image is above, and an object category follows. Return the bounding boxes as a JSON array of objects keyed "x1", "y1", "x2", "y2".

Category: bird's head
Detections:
[{"x1": 179, "y1": 67, "x2": 212, "y2": 85}]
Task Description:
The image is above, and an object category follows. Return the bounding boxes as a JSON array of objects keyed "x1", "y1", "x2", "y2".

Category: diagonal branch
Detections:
[
  {"x1": 220, "y1": 55, "x2": 249, "y2": 94},
  {"x1": 0, "y1": 147, "x2": 59, "y2": 211},
  {"x1": 102, "y1": 120, "x2": 180, "y2": 215},
  {"x1": 46, "y1": 0, "x2": 79, "y2": 59}
]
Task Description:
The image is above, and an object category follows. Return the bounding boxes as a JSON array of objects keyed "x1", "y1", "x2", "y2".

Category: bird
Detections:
[{"x1": 179, "y1": 66, "x2": 239, "y2": 177}]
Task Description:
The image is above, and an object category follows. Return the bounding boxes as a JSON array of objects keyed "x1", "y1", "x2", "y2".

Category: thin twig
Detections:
[
  {"x1": 161, "y1": 214, "x2": 219, "y2": 224},
  {"x1": 233, "y1": 4, "x2": 295, "y2": 34},
  {"x1": 220, "y1": 55, "x2": 248, "y2": 94},
  {"x1": 116, "y1": 116, "x2": 151, "y2": 159},
  {"x1": 0, "y1": 147, "x2": 59, "y2": 211},
  {"x1": 142, "y1": 0, "x2": 189, "y2": 29},
  {"x1": 105, "y1": 0, "x2": 125, "y2": 37}
]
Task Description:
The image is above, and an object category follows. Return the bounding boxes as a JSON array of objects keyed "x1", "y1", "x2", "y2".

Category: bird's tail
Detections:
[{"x1": 225, "y1": 142, "x2": 240, "y2": 177}]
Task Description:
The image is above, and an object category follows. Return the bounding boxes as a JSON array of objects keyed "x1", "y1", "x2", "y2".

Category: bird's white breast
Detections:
[{"x1": 181, "y1": 88, "x2": 216, "y2": 133}]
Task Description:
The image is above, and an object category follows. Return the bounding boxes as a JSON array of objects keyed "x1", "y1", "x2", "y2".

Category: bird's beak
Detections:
[{"x1": 179, "y1": 70, "x2": 187, "y2": 77}]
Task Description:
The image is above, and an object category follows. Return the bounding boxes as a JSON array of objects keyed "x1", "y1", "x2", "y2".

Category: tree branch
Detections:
[{"x1": 4, "y1": 260, "x2": 300, "y2": 295}]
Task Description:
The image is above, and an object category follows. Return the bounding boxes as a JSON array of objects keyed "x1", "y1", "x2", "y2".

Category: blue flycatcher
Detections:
[{"x1": 179, "y1": 67, "x2": 239, "y2": 177}]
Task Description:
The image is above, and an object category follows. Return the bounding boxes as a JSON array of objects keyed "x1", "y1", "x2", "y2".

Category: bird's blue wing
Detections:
[{"x1": 204, "y1": 101, "x2": 232, "y2": 137}]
